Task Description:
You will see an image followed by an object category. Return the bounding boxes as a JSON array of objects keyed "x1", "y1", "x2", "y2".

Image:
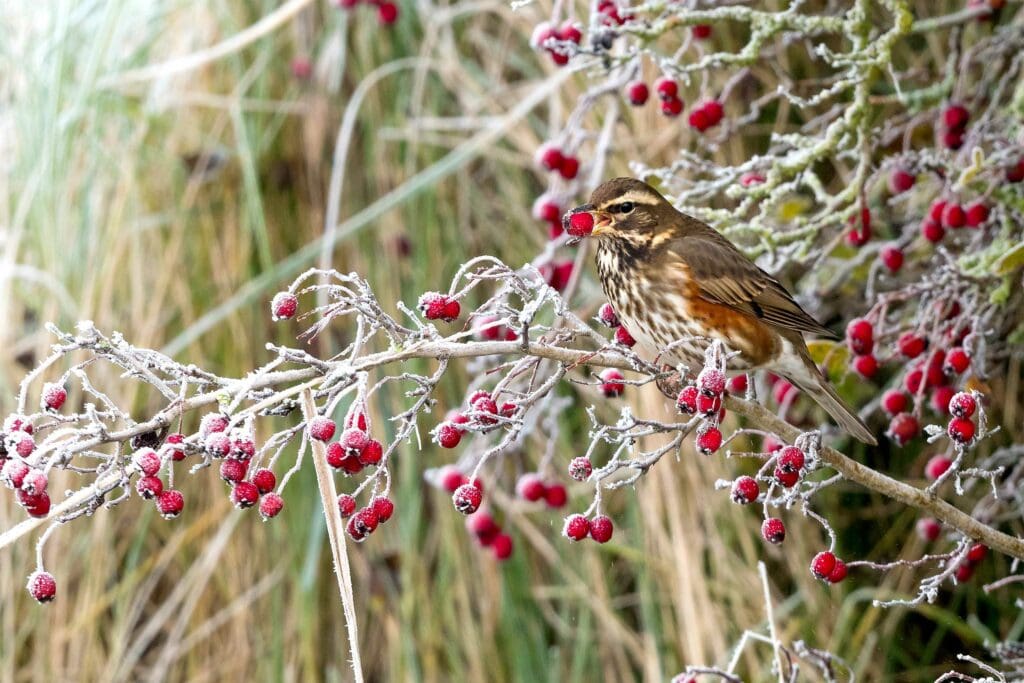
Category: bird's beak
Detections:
[{"x1": 590, "y1": 210, "x2": 613, "y2": 236}]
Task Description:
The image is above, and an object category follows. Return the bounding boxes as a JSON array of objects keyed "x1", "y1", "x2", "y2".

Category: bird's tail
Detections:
[{"x1": 784, "y1": 356, "x2": 877, "y2": 445}]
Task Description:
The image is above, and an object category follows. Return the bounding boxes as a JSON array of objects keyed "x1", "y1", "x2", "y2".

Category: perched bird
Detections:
[{"x1": 566, "y1": 177, "x2": 876, "y2": 445}]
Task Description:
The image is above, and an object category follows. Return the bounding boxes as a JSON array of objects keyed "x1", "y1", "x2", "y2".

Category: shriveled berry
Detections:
[
  {"x1": 259, "y1": 493, "x2": 284, "y2": 519},
  {"x1": 308, "y1": 417, "x2": 336, "y2": 442},
  {"x1": 597, "y1": 303, "x2": 620, "y2": 328},
  {"x1": 41, "y1": 383, "x2": 67, "y2": 412},
  {"x1": 252, "y1": 468, "x2": 276, "y2": 494},
  {"x1": 27, "y1": 571, "x2": 56, "y2": 603},
  {"x1": 880, "y1": 245, "x2": 904, "y2": 273},
  {"x1": 925, "y1": 454, "x2": 953, "y2": 481},
  {"x1": 337, "y1": 493, "x2": 357, "y2": 518},
  {"x1": 811, "y1": 551, "x2": 837, "y2": 579},
  {"x1": 853, "y1": 354, "x2": 878, "y2": 379},
  {"x1": 947, "y1": 417, "x2": 976, "y2": 444},
  {"x1": 730, "y1": 476, "x2": 759, "y2": 504},
  {"x1": 156, "y1": 489, "x2": 185, "y2": 519},
  {"x1": 845, "y1": 318, "x2": 874, "y2": 355},
  {"x1": 231, "y1": 481, "x2": 260, "y2": 509},
  {"x1": 697, "y1": 368, "x2": 726, "y2": 397},
  {"x1": 453, "y1": 484, "x2": 483, "y2": 514},
  {"x1": 564, "y1": 514, "x2": 590, "y2": 541},
  {"x1": 882, "y1": 389, "x2": 908, "y2": 416},
  {"x1": 271, "y1": 292, "x2": 298, "y2": 321},
  {"x1": 516, "y1": 474, "x2": 546, "y2": 502},
  {"x1": 599, "y1": 368, "x2": 625, "y2": 398},
  {"x1": 888, "y1": 413, "x2": 919, "y2": 446},
  {"x1": 696, "y1": 426, "x2": 722, "y2": 455},
  {"x1": 762, "y1": 518, "x2": 786, "y2": 544},
  {"x1": 544, "y1": 483, "x2": 568, "y2": 508},
  {"x1": 589, "y1": 515, "x2": 614, "y2": 543},
  {"x1": 778, "y1": 446, "x2": 805, "y2": 473},
  {"x1": 371, "y1": 496, "x2": 395, "y2": 524},
  {"x1": 917, "y1": 517, "x2": 941, "y2": 541},
  {"x1": 949, "y1": 392, "x2": 976, "y2": 419}
]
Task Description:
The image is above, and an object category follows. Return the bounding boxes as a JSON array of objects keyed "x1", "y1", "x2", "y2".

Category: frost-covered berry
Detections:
[
  {"x1": 137, "y1": 475, "x2": 164, "y2": 499},
  {"x1": 696, "y1": 426, "x2": 722, "y2": 455},
  {"x1": 133, "y1": 448, "x2": 161, "y2": 477},
  {"x1": 626, "y1": 81, "x2": 649, "y2": 106},
  {"x1": 888, "y1": 413, "x2": 919, "y2": 446},
  {"x1": 252, "y1": 468, "x2": 276, "y2": 494},
  {"x1": 762, "y1": 518, "x2": 786, "y2": 544},
  {"x1": 544, "y1": 483, "x2": 568, "y2": 508},
  {"x1": 827, "y1": 560, "x2": 848, "y2": 584},
  {"x1": 614, "y1": 326, "x2": 636, "y2": 347},
  {"x1": 897, "y1": 332, "x2": 926, "y2": 359},
  {"x1": 558, "y1": 156, "x2": 579, "y2": 180},
  {"x1": 436, "y1": 422, "x2": 463, "y2": 449},
  {"x1": 730, "y1": 476, "x2": 759, "y2": 504},
  {"x1": 728, "y1": 374, "x2": 748, "y2": 394},
  {"x1": 452, "y1": 484, "x2": 483, "y2": 514},
  {"x1": 947, "y1": 417, "x2": 976, "y2": 444},
  {"x1": 589, "y1": 515, "x2": 614, "y2": 543},
  {"x1": 852, "y1": 354, "x2": 878, "y2": 379},
  {"x1": 41, "y1": 383, "x2": 67, "y2": 412},
  {"x1": 904, "y1": 367, "x2": 925, "y2": 395},
  {"x1": 27, "y1": 571, "x2": 56, "y2": 603},
  {"x1": 811, "y1": 551, "x2": 837, "y2": 579},
  {"x1": 492, "y1": 533, "x2": 514, "y2": 560},
  {"x1": 2, "y1": 459, "x2": 30, "y2": 489},
  {"x1": 371, "y1": 496, "x2": 395, "y2": 524},
  {"x1": 949, "y1": 392, "x2": 977, "y2": 419},
  {"x1": 942, "y1": 103, "x2": 969, "y2": 130},
  {"x1": 355, "y1": 438, "x2": 382, "y2": 466},
  {"x1": 200, "y1": 413, "x2": 229, "y2": 436},
  {"x1": 14, "y1": 434, "x2": 35, "y2": 457},
  {"x1": 516, "y1": 474, "x2": 546, "y2": 502},
  {"x1": 418, "y1": 292, "x2": 461, "y2": 322},
  {"x1": 156, "y1": 490, "x2": 184, "y2": 519},
  {"x1": 563, "y1": 514, "x2": 590, "y2": 541},
  {"x1": 259, "y1": 493, "x2": 284, "y2": 520},
  {"x1": 654, "y1": 77, "x2": 677, "y2": 100},
  {"x1": 925, "y1": 454, "x2": 952, "y2": 481},
  {"x1": 676, "y1": 385, "x2": 699, "y2": 414},
  {"x1": 271, "y1": 292, "x2": 298, "y2": 321},
  {"x1": 568, "y1": 456, "x2": 593, "y2": 481},
  {"x1": 916, "y1": 517, "x2": 941, "y2": 542},
  {"x1": 879, "y1": 245, "x2": 904, "y2": 273},
  {"x1": 599, "y1": 369, "x2": 625, "y2": 398},
  {"x1": 881, "y1": 389, "x2": 908, "y2": 416},
  {"x1": 536, "y1": 143, "x2": 563, "y2": 171},
  {"x1": 597, "y1": 303, "x2": 620, "y2": 328},
  {"x1": 337, "y1": 493, "x2": 357, "y2": 518},
  {"x1": 888, "y1": 168, "x2": 915, "y2": 194},
  {"x1": 566, "y1": 210, "x2": 595, "y2": 238},
  {"x1": 778, "y1": 446, "x2": 805, "y2": 473},
  {"x1": 773, "y1": 467, "x2": 799, "y2": 488},
  {"x1": 661, "y1": 96, "x2": 684, "y2": 116},
  {"x1": 696, "y1": 393, "x2": 722, "y2": 416},
  {"x1": 697, "y1": 368, "x2": 726, "y2": 397},
  {"x1": 308, "y1": 417, "x2": 336, "y2": 442},
  {"x1": 204, "y1": 433, "x2": 231, "y2": 458},
  {"x1": 965, "y1": 201, "x2": 989, "y2": 227},
  {"x1": 845, "y1": 318, "x2": 874, "y2": 355},
  {"x1": 348, "y1": 508, "x2": 379, "y2": 541},
  {"x1": 944, "y1": 347, "x2": 970, "y2": 375},
  {"x1": 18, "y1": 490, "x2": 50, "y2": 517},
  {"x1": 20, "y1": 469, "x2": 47, "y2": 495},
  {"x1": 231, "y1": 481, "x2": 260, "y2": 509}
]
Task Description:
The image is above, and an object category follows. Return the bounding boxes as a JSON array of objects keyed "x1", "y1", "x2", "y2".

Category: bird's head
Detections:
[{"x1": 563, "y1": 177, "x2": 673, "y2": 243}]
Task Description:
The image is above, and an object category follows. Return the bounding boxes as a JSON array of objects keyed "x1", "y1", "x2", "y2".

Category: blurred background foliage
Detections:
[{"x1": 1, "y1": 0, "x2": 1020, "y2": 681}]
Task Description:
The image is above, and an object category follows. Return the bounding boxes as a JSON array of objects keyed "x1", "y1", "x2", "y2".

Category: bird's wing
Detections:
[{"x1": 666, "y1": 230, "x2": 838, "y2": 339}]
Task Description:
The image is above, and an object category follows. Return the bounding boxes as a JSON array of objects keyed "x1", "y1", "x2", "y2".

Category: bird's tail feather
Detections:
[{"x1": 788, "y1": 372, "x2": 877, "y2": 445}]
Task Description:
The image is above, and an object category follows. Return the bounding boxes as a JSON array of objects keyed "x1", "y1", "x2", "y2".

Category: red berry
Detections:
[
  {"x1": 418, "y1": 292, "x2": 460, "y2": 321},
  {"x1": 942, "y1": 103, "x2": 969, "y2": 130},
  {"x1": 337, "y1": 494, "x2": 357, "y2": 518},
  {"x1": 41, "y1": 383, "x2": 67, "y2": 411},
  {"x1": 811, "y1": 551, "x2": 837, "y2": 579},
  {"x1": 231, "y1": 481, "x2": 260, "y2": 509},
  {"x1": 778, "y1": 446, "x2": 805, "y2": 473},
  {"x1": 949, "y1": 392, "x2": 976, "y2": 418},
  {"x1": 566, "y1": 211, "x2": 595, "y2": 237},
  {"x1": 882, "y1": 389, "x2": 908, "y2": 416},
  {"x1": 259, "y1": 493, "x2": 284, "y2": 519},
  {"x1": 897, "y1": 332, "x2": 927, "y2": 359},
  {"x1": 931, "y1": 386, "x2": 956, "y2": 415},
  {"x1": 888, "y1": 168, "x2": 915, "y2": 194},
  {"x1": 163, "y1": 433, "x2": 186, "y2": 461},
  {"x1": 589, "y1": 515, "x2": 614, "y2": 543},
  {"x1": 845, "y1": 208, "x2": 871, "y2": 247},
  {"x1": 774, "y1": 467, "x2": 799, "y2": 488},
  {"x1": 348, "y1": 507, "x2": 379, "y2": 541},
  {"x1": 964, "y1": 201, "x2": 989, "y2": 227},
  {"x1": 252, "y1": 468, "x2": 276, "y2": 494},
  {"x1": 544, "y1": 483, "x2": 568, "y2": 508},
  {"x1": 880, "y1": 245, "x2": 904, "y2": 273},
  {"x1": 290, "y1": 57, "x2": 312, "y2": 80},
  {"x1": 2, "y1": 459, "x2": 29, "y2": 489},
  {"x1": 568, "y1": 456, "x2": 593, "y2": 481},
  {"x1": 941, "y1": 203, "x2": 966, "y2": 229},
  {"x1": 20, "y1": 469, "x2": 46, "y2": 495},
  {"x1": 827, "y1": 560, "x2": 848, "y2": 584},
  {"x1": 136, "y1": 475, "x2": 163, "y2": 499},
  {"x1": 27, "y1": 571, "x2": 56, "y2": 603},
  {"x1": 1007, "y1": 159, "x2": 1024, "y2": 183},
  {"x1": 516, "y1": 474, "x2": 546, "y2": 502},
  {"x1": 660, "y1": 96, "x2": 684, "y2": 117},
  {"x1": 436, "y1": 422, "x2": 463, "y2": 449},
  {"x1": 600, "y1": 369, "x2": 625, "y2": 398},
  {"x1": 156, "y1": 489, "x2": 184, "y2": 519},
  {"x1": 271, "y1": 292, "x2": 298, "y2": 321},
  {"x1": 371, "y1": 496, "x2": 395, "y2": 523},
  {"x1": 557, "y1": 20, "x2": 582, "y2": 44},
  {"x1": 947, "y1": 417, "x2": 976, "y2": 443},
  {"x1": 845, "y1": 318, "x2": 874, "y2": 355},
  {"x1": 773, "y1": 380, "x2": 795, "y2": 405},
  {"x1": 696, "y1": 393, "x2": 722, "y2": 416},
  {"x1": 730, "y1": 476, "x2": 759, "y2": 504},
  {"x1": 697, "y1": 426, "x2": 723, "y2": 455},
  {"x1": 377, "y1": 1, "x2": 398, "y2": 24},
  {"x1": 916, "y1": 517, "x2": 941, "y2": 541},
  {"x1": 597, "y1": 303, "x2": 620, "y2": 328},
  {"x1": 688, "y1": 107, "x2": 712, "y2": 132},
  {"x1": 18, "y1": 490, "x2": 50, "y2": 517},
  {"x1": 926, "y1": 350, "x2": 948, "y2": 388},
  {"x1": 133, "y1": 448, "x2": 161, "y2": 477},
  {"x1": 888, "y1": 413, "x2": 920, "y2": 446},
  {"x1": 558, "y1": 156, "x2": 580, "y2": 180},
  {"x1": 339, "y1": 427, "x2": 369, "y2": 457},
  {"x1": 904, "y1": 367, "x2": 925, "y2": 394},
  {"x1": 309, "y1": 417, "x2": 336, "y2": 442},
  {"x1": 532, "y1": 196, "x2": 561, "y2": 222},
  {"x1": 692, "y1": 23, "x2": 712, "y2": 39},
  {"x1": 921, "y1": 219, "x2": 945, "y2": 243},
  {"x1": 614, "y1": 325, "x2": 636, "y2": 347},
  {"x1": 654, "y1": 77, "x2": 677, "y2": 99},
  {"x1": 853, "y1": 354, "x2": 878, "y2": 379},
  {"x1": 626, "y1": 81, "x2": 649, "y2": 106},
  {"x1": 728, "y1": 374, "x2": 748, "y2": 394},
  {"x1": 439, "y1": 465, "x2": 465, "y2": 493},
  {"x1": 676, "y1": 386, "x2": 698, "y2": 414},
  {"x1": 563, "y1": 514, "x2": 590, "y2": 541},
  {"x1": 359, "y1": 439, "x2": 383, "y2": 466},
  {"x1": 219, "y1": 459, "x2": 247, "y2": 483},
  {"x1": 204, "y1": 433, "x2": 231, "y2": 458},
  {"x1": 955, "y1": 563, "x2": 974, "y2": 582},
  {"x1": 536, "y1": 143, "x2": 563, "y2": 172},
  {"x1": 491, "y1": 533, "x2": 514, "y2": 560},
  {"x1": 925, "y1": 454, "x2": 952, "y2": 481},
  {"x1": 453, "y1": 484, "x2": 483, "y2": 514},
  {"x1": 966, "y1": 542, "x2": 988, "y2": 564},
  {"x1": 761, "y1": 518, "x2": 786, "y2": 544},
  {"x1": 697, "y1": 368, "x2": 726, "y2": 397},
  {"x1": 944, "y1": 347, "x2": 970, "y2": 375},
  {"x1": 929, "y1": 200, "x2": 948, "y2": 222},
  {"x1": 466, "y1": 512, "x2": 500, "y2": 545},
  {"x1": 740, "y1": 172, "x2": 765, "y2": 186}
]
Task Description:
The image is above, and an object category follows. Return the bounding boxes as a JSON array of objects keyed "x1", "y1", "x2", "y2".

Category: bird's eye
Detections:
[{"x1": 610, "y1": 202, "x2": 635, "y2": 214}]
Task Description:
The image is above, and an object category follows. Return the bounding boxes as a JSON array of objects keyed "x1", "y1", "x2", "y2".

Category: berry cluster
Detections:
[
  {"x1": 535, "y1": 142, "x2": 580, "y2": 180},
  {"x1": 530, "y1": 21, "x2": 582, "y2": 67},
  {"x1": 335, "y1": 0, "x2": 400, "y2": 26}
]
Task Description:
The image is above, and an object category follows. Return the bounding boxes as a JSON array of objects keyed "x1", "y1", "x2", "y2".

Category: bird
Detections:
[{"x1": 566, "y1": 177, "x2": 877, "y2": 445}]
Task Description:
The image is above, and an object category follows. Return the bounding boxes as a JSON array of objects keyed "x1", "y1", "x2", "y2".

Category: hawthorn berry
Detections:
[
  {"x1": 371, "y1": 496, "x2": 395, "y2": 524},
  {"x1": 827, "y1": 560, "x2": 848, "y2": 584},
  {"x1": 966, "y1": 543, "x2": 988, "y2": 564},
  {"x1": 14, "y1": 434, "x2": 34, "y2": 457},
  {"x1": 728, "y1": 374, "x2": 748, "y2": 394},
  {"x1": 626, "y1": 81, "x2": 649, "y2": 106},
  {"x1": 348, "y1": 507, "x2": 379, "y2": 541},
  {"x1": 925, "y1": 454, "x2": 953, "y2": 481},
  {"x1": 888, "y1": 413, "x2": 919, "y2": 446},
  {"x1": 654, "y1": 77, "x2": 677, "y2": 100},
  {"x1": 853, "y1": 354, "x2": 878, "y2": 379},
  {"x1": 599, "y1": 369, "x2": 625, "y2": 398},
  {"x1": 811, "y1": 551, "x2": 837, "y2": 579},
  {"x1": 231, "y1": 481, "x2": 260, "y2": 509},
  {"x1": 516, "y1": 474, "x2": 546, "y2": 502},
  {"x1": 762, "y1": 518, "x2": 786, "y2": 544},
  {"x1": 688, "y1": 100, "x2": 723, "y2": 132},
  {"x1": 947, "y1": 417, "x2": 976, "y2": 444},
  {"x1": 204, "y1": 433, "x2": 231, "y2": 458},
  {"x1": 730, "y1": 476, "x2": 759, "y2": 504},
  {"x1": 846, "y1": 207, "x2": 871, "y2": 247},
  {"x1": 544, "y1": 483, "x2": 568, "y2": 508},
  {"x1": 696, "y1": 393, "x2": 722, "y2": 417},
  {"x1": 492, "y1": 534, "x2": 514, "y2": 560},
  {"x1": 888, "y1": 168, "x2": 915, "y2": 194},
  {"x1": 697, "y1": 368, "x2": 725, "y2": 397},
  {"x1": 339, "y1": 428, "x2": 369, "y2": 458},
  {"x1": 377, "y1": 1, "x2": 398, "y2": 24},
  {"x1": 259, "y1": 493, "x2": 284, "y2": 520},
  {"x1": 921, "y1": 219, "x2": 945, "y2": 243},
  {"x1": 931, "y1": 386, "x2": 956, "y2": 415},
  {"x1": 778, "y1": 446, "x2": 805, "y2": 473},
  {"x1": 568, "y1": 456, "x2": 593, "y2": 481},
  {"x1": 532, "y1": 196, "x2": 561, "y2": 223},
  {"x1": 955, "y1": 563, "x2": 974, "y2": 582},
  {"x1": 20, "y1": 469, "x2": 47, "y2": 495},
  {"x1": 467, "y1": 512, "x2": 500, "y2": 545},
  {"x1": 774, "y1": 467, "x2": 799, "y2": 488},
  {"x1": 661, "y1": 96, "x2": 684, "y2": 117},
  {"x1": 566, "y1": 211, "x2": 595, "y2": 238},
  {"x1": 136, "y1": 476, "x2": 164, "y2": 499},
  {"x1": 453, "y1": 483, "x2": 483, "y2": 514},
  {"x1": 418, "y1": 292, "x2": 461, "y2": 322},
  {"x1": 564, "y1": 514, "x2": 590, "y2": 541},
  {"x1": 156, "y1": 490, "x2": 185, "y2": 519},
  {"x1": 676, "y1": 386, "x2": 698, "y2": 414},
  {"x1": 882, "y1": 389, "x2": 909, "y2": 416},
  {"x1": 439, "y1": 465, "x2": 466, "y2": 493},
  {"x1": 308, "y1": 417, "x2": 336, "y2": 442},
  {"x1": 337, "y1": 493, "x2": 357, "y2": 518},
  {"x1": 897, "y1": 332, "x2": 926, "y2": 359},
  {"x1": 358, "y1": 439, "x2": 383, "y2": 466},
  {"x1": 942, "y1": 103, "x2": 970, "y2": 130},
  {"x1": 41, "y1": 383, "x2": 67, "y2": 412},
  {"x1": 692, "y1": 23, "x2": 712, "y2": 39},
  {"x1": 559, "y1": 156, "x2": 580, "y2": 180},
  {"x1": 949, "y1": 392, "x2": 976, "y2": 419},
  {"x1": 941, "y1": 203, "x2": 966, "y2": 229},
  {"x1": 904, "y1": 367, "x2": 925, "y2": 394},
  {"x1": 271, "y1": 292, "x2": 298, "y2": 321},
  {"x1": 436, "y1": 422, "x2": 463, "y2": 449},
  {"x1": 133, "y1": 448, "x2": 162, "y2": 477},
  {"x1": 944, "y1": 347, "x2": 970, "y2": 375},
  {"x1": 200, "y1": 413, "x2": 229, "y2": 436},
  {"x1": 773, "y1": 380, "x2": 796, "y2": 405},
  {"x1": 1006, "y1": 158, "x2": 1024, "y2": 183},
  {"x1": 845, "y1": 318, "x2": 874, "y2": 355},
  {"x1": 597, "y1": 303, "x2": 620, "y2": 328},
  {"x1": 880, "y1": 245, "x2": 904, "y2": 273},
  {"x1": 27, "y1": 571, "x2": 56, "y2": 603},
  {"x1": 965, "y1": 201, "x2": 989, "y2": 227},
  {"x1": 696, "y1": 426, "x2": 722, "y2": 455},
  {"x1": 252, "y1": 468, "x2": 276, "y2": 494},
  {"x1": 2, "y1": 459, "x2": 29, "y2": 489},
  {"x1": 916, "y1": 517, "x2": 941, "y2": 542},
  {"x1": 19, "y1": 490, "x2": 50, "y2": 517},
  {"x1": 614, "y1": 325, "x2": 636, "y2": 347},
  {"x1": 589, "y1": 515, "x2": 614, "y2": 543},
  {"x1": 536, "y1": 143, "x2": 563, "y2": 171}
]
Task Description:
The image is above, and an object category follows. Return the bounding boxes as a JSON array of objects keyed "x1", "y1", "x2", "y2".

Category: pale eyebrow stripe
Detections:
[{"x1": 598, "y1": 191, "x2": 661, "y2": 210}]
